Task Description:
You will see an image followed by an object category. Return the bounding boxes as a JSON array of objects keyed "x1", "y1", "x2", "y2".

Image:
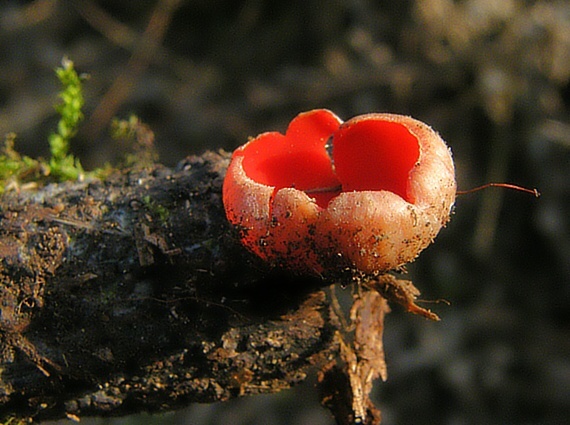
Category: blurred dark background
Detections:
[{"x1": 1, "y1": 0, "x2": 568, "y2": 424}]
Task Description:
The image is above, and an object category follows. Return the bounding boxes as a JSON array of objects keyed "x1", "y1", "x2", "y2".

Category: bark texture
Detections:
[{"x1": 0, "y1": 151, "x2": 342, "y2": 422}]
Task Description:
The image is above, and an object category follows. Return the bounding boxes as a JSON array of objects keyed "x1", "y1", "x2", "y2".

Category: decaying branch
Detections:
[
  {"x1": 0, "y1": 151, "x2": 344, "y2": 422},
  {"x1": 319, "y1": 290, "x2": 389, "y2": 425},
  {"x1": 0, "y1": 150, "x2": 436, "y2": 423}
]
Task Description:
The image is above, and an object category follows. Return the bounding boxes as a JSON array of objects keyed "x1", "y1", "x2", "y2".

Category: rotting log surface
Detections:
[{"x1": 0, "y1": 151, "x2": 342, "y2": 422}]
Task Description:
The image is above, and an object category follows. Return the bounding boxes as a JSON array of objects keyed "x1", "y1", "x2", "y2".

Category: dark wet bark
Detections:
[{"x1": 0, "y1": 151, "x2": 341, "y2": 422}]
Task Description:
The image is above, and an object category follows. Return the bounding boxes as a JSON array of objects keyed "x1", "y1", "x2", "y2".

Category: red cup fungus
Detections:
[{"x1": 223, "y1": 109, "x2": 456, "y2": 275}]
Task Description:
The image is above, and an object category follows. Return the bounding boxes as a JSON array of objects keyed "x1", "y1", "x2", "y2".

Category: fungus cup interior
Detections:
[
  {"x1": 239, "y1": 110, "x2": 421, "y2": 208},
  {"x1": 333, "y1": 119, "x2": 419, "y2": 203}
]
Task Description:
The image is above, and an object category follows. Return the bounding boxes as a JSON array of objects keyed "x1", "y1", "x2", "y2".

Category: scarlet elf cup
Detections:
[{"x1": 223, "y1": 109, "x2": 456, "y2": 275}]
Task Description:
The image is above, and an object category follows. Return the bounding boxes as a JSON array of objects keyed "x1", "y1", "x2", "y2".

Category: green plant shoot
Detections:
[{"x1": 48, "y1": 57, "x2": 85, "y2": 180}]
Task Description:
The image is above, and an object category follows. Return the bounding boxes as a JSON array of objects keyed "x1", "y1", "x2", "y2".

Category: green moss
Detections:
[
  {"x1": 0, "y1": 134, "x2": 43, "y2": 194},
  {"x1": 0, "y1": 58, "x2": 86, "y2": 193},
  {"x1": 0, "y1": 58, "x2": 160, "y2": 194},
  {"x1": 47, "y1": 57, "x2": 85, "y2": 181},
  {"x1": 142, "y1": 195, "x2": 170, "y2": 223},
  {"x1": 111, "y1": 114, "x2": 159, "y2": 169}
]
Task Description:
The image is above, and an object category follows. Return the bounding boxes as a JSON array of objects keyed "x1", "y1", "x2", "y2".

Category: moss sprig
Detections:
[
  {"x1": 0, "y1": 133, "x2": 42, "y2": 193},
  {"x1": 0, "y1": 57, "x2": 160, "y2": 195},
  {"x1": 0, "y1": 58, "x2": 88, "y2": 193},
  {"x1": 47, "y1": 57, "x2": 85, "y2": 180}
]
